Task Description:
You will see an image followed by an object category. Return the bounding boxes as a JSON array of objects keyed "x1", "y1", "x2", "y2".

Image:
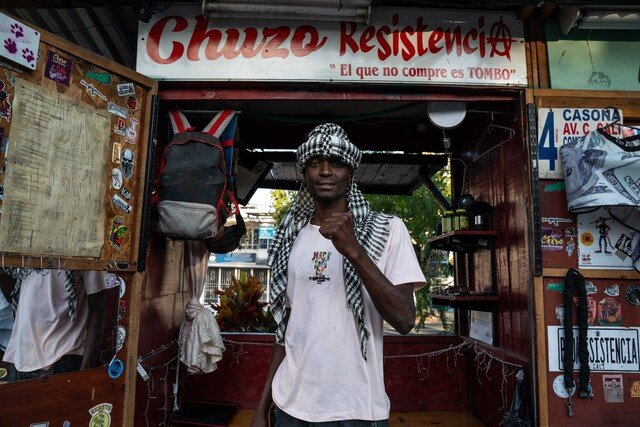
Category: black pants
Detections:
[{"x1": 8, "y1": 354, "x2": 83, "y2": 382}]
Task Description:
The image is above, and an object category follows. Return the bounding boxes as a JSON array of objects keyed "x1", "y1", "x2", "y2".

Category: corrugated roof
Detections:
[{"x1": 3, "y1": 6, "x2": 139, "y2": 68}]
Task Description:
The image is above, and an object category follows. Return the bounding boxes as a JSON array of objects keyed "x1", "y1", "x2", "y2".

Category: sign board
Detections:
[
  {"x1": 547, "y1": 326, "x2": 640, "y2": 372},
  {"x1": 258, "y1": 227, "x2": 275, "y2": 239},
  {"x1": 211, "y1": 252, "x2": 257, "y2": 263},
  {"x1": 537, "y1": 108, "x2": 623, "y2": 179},
  {"x1": 137, "y1": 6, "x2": 526, "y2": 86}
]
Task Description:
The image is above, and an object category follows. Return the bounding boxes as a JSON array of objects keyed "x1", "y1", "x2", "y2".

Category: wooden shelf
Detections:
[
  {"x1": 427, "y1": 230, "x2": 496, "y2": 252},
  {"x1": 428, "y1": 293, "x2": 499, "y2": 312}
]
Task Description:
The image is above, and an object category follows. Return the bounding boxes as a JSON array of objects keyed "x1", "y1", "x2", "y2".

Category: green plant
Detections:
[{"x1": 212, "y1": 273, "x2": 276, "y2": 333}]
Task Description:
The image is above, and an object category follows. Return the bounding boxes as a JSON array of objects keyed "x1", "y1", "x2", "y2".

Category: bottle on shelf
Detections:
[
  {"x1": 456, "y1": 209, "x2": 469, "y2": 230},
  {"x1": 442, "y1": 210, "x2": 454, "y2": 233}
]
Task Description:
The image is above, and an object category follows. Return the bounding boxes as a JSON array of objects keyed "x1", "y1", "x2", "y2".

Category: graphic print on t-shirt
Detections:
[{"x1": 309, "y1": 251, "x2": 331, "y2": 283}]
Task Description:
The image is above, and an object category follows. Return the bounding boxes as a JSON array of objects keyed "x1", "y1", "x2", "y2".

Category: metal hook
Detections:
[
  {"x1": 2, "y1": 254, "x2": 4, "y2": 270},
  {"x1": 21, "y1": 255, "x2": 24, "y2": 268},
  {"x1": 40, "y1": 257, "x2": 43, "y2": 270}
]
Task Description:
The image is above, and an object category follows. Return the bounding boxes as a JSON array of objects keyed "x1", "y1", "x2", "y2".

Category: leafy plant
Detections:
[{"x1": 212, "y1": 273, "x2": 276, "y2": 332}]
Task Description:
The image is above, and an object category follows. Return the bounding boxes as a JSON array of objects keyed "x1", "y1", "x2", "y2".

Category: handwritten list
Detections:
[{"x1": 0, "y1": 79, "x2": 110, "y2": 257}]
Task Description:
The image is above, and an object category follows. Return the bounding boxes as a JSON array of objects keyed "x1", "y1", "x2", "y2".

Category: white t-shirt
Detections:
[
  {"x1": 271, "y1": 216, "x2": 426, "y2": 422},
  {"x1": 3, "y1": 270, "x2": 108, "y2": 372}
]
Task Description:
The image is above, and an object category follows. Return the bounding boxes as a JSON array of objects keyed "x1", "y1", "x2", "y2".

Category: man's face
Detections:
[{"x1": 304, "y1": 155, "x2": 352, "y2": 203}]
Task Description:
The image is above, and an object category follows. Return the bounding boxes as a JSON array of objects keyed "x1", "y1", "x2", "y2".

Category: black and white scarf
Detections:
[{"x1": 268, "y1": 123, "x2": 392, "y2": 360}]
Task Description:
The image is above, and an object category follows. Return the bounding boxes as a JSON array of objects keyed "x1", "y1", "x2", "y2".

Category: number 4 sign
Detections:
[{"x1": 537, "y1": 108, "x2": 623, "y2": 179}]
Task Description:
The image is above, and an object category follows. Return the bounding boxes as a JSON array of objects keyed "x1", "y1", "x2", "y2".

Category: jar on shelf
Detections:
[
  {"x1": 441, "y1": 210, "x2": 454, "y2": 233},
  {"x1": 456, "y1": 209, "x2": 469, "y2": 230}
]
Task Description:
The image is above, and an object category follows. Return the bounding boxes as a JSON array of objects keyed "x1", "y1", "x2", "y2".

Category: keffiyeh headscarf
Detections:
[{"x1": 268, "y1": 123, "x2": 392, "y2": 360}]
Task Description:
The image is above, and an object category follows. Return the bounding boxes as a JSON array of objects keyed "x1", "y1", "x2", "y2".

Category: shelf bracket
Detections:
[{"x1": 420, "y1": 169, "x2": 452, "y2": 211}]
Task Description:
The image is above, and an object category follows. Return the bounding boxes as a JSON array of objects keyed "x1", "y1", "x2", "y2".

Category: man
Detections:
[
  {"x1": 1, "y1": 269, "x2": 107, "y2": 382},
  {"x1": 253, "y1": 123, "x2": 426, "y2": 426}
]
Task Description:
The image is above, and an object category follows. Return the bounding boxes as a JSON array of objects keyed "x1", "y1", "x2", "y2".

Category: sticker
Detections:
[
  {"x1": 116, "y1": 82, "x2": 135, "y2": 96},
  {"x1": 544, "y1": 181, "x2": 565, "y2": 192},
  {"x1": 44, "y1": 50, "x2": 71, "y2": 86},
  {"x1": 112, "y1": 194, "x2": 131, "y2": 215},
  {"x1": 111, "y1": 142, "x2": 122, "y2": 164},
  {"x1": 552, "y1": 374, "x2": 575, "y2": 398},
  {"x1": 572, "y1": 296, "x2": 597, "y2": 325},
  {"x1": 29, "y1": 423, "x2": 49, "y2": 427},
  {"x1": 547, "y1": 282, "x2": 564, "y2": 293},
  {"x1": 566, "y1": 236, "x2": 575, "y2": 257},
  {"x1": 555, "y1": 304, "x2": 564, "y2": 323},
  {"x1": 118, "y1": 300, "x2": 126, "y2": 320},
  {"x1": 0, "y1": 367, "x2": 6, "y2": 379},
  {"x1": 80, "y1": 79, "x2": 107, "y2": 105},
  {"x1": 605, "y1": 284, "x2": 620, "y2": 297},
  {"x1": 109, "y1": 216, "x2": 129, "y2": 251},
  {"x1": 107, "y1": 358, "x2": 124, "y2": 380},
  {"x1": 580, "y1": 232, "x2": 594, "y2": 247},
  {"x1": 0, "y1": 15, "x2": 40, "y2": 70},
  {"x1": 585, "y1": 281, "x2": 597, "y2": 295},
  {"x1": 0, "y1": 79, "x2": 12, "y2": 121},
  {"x1": 598, "y1": 298, "x2": 622, "y2": 326},
  {"x1": 120, "y1": 187, "x2": 131, "y2": 201},
  {"x1": 626, "y1": 285, "x2": 640, "y2": 306},
  {"x1": 114, "y1": 117, "x2": 126, "y2": 136},
  {"x1": 63, "y1": 422, "x2": 70, "y2": 427},
  {"x1": 541, "y1": 227, "x2": 564, "y2": 252},
  {"x1": 116, "y1": 325, "x2": 126, "y2": 352},
  {"x1": 89, "y1": 403, "x2": 113, "y2": 427},
  {"x1": 86, "y1": 70, "x2": 110, "y2": 85},
  {"x1": 603, "y1": 374, "x2": 624, "y2": 403},
  {"x1": 121, "y1": 148, "x2": 134, "y2": 180},
  {"x1": 111, "y1": 168, "x2": 123, "y2": 190},
  {"x1": 107, "y1": 102, "x2": 127, "y2": 119},
  {"x1": 126, "y1": 95, "x2": 137, "y2": 113},
  {"x1": 118, "y1": 277, "x2": 126, "y2": 299},
  {"x1": 614, "y1": 232, "x2": 636, "y2": 261},
  {"x1": 104, "y1": 273, "x2": 120, "y2": 289},
  {"x1": 631, "y1": 381, "x2": 640, "y2": 397},
  {"x1": 125, "y1": 118, "x2": 139, "y2": 144}
]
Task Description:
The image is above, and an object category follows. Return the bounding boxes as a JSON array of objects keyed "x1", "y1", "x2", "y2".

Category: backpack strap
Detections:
[
  {"x1": 168, "y1": 110, "x2": 193, "y2": 134},
  {"x1": 202, "y1": 110, "x2": 236, "y2": 140}
]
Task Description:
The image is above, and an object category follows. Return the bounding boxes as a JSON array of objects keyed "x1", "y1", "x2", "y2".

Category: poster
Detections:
[
  {"x1": 577, "y1": 207, "x2": 640, "y2": 270},
  {"x1": 537, "y1": 108, "x2": 623, "y2": 179},
  {"x1": 469, "y1": 310, "x2": 493, "y2": 345}
]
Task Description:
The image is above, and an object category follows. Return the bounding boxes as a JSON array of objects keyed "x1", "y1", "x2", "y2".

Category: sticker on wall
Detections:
[
  {"x1": 104, "y1": 272, "x2": 120, "y2": 289},
  {"x1": 88, "y1": 403, "x2": 113, "y2": 427},
  {"x1": 112, "y1": 193, "x2": 131, "y2": 215},
  {"x1": 626, "y1": 285, "x2": 640, "y2": 306},
  {"x1": 116, "y1": 82, "x2": 135, "y2": 96},
  {"x1": 614, "y1": 232, "x2": 636, "y2": 261},
  {"x1": 111, "y1": 168, "x2": 123, "y2": 190},
  {"x1": 107, "y1": 102, "x2": 127, "y2": 119},
  {"x1": 126, "y1": 95, "x2": 137, "y2": 113},
  {"x1": 107, "y1": 358, "x2": 124, "y2": 380},
  {"x1": 552, "y1": 374, "x2": 576, "y2": 398},
  {"x1": 118, "y1": 276, "x2": 126, "y2": 299},
  {"x1": 116, "y1": 325, "x2": 126, "y2": 353},
  {"x1": 86, "y1": 70, "x2": 110, "y2": 85},
  {"x1": 0, "y1": 13, "x2": 40, "y2": 70},
  {"x1": 29, "y1": 423, "x2": 49, "y2": 427},
  {"x1": 555, "y1": 304, "x2": 564, "y2": 324},
  {"x1": 580, "y1": 232, "x2": 594, "y2": 247},
  {"x1": 125, "y1": 118, "x2": 138, "y2": 144},
  {"x1": 605, "y1": 284, "x2": 620, "y2": 297},
  {"x1": 0, "y1": 79, "x2": 11, "y2": 122},
  {"x1": 547, "y1": 282, "x2": 564, "y2": 293},
  {"x1": 120, "y1": 187, "x2": 131, "y2": 201},
  {"x1": 603, "y1": 374, "x2": 624, "y2": 403},
  {"x1": 571, "y1": 296, "x2": 597, "y2": 325},
  {"x1": 566, "y1": 236, "x2": 576, "y2": 258},
  {"x1": 114, "y1": 117, "x2": 126, "y2": 136},
  {"x1": 112, "y1": 142, "x2": 122, "y2": 164},
  {"x1": 44, "y1": 50, "x2": 72, "y2": 86},
  {"x1": 63, "y1": 421, "x2": 70, "y2": 427},
  {"x1": 118, "y1": 300, "x2": 126, "y2": 320},
  {"x1": 109, "y1": 216, "x2": 129, "y2": 252},
  {"x1": 631, "y1": 381, "x2": 640, "y2": 398},
  {"x1": 121, "y1": 148, "x2": 134, "y2": 180},
  {"x1": 541, "y1": 226, "x2": 564, "y2": 252},
  {"x1": 599, "y1": 298, "x2": 622, "y2": 326},
  {"x1": 80, "y1": 79, "x2": 107, "y2": 106},
  {"x1": 585, "y1": 281, "x2": 598, "y2": 295}
]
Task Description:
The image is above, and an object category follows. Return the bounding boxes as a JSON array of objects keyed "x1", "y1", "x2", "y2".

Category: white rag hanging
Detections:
[{"x1": 178, "y1": 240, "x2": 225, "y2": 374}]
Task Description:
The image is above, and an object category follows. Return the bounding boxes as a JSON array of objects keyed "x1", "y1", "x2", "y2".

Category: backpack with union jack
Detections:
[{"x1": 157, "y1": 110, "x2": 242, "y2": 244}]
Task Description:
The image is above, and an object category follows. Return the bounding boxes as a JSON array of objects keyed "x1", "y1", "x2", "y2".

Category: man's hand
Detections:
[{"x1": 318, "y1": 212, "x2": 363, "y2": 260}]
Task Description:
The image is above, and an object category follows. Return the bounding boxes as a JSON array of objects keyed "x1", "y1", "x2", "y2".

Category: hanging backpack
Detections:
[{"x1": 158, "y1": 110, "x2": 239, "y2": 242}]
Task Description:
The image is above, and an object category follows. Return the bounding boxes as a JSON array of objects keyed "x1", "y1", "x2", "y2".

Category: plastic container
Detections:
[
  {"x1": 456, "y1": 209, "x2": 469, "y2": 230},
  {"x1": 441, "y1": 210, "x2": 454, "y2": 233}
]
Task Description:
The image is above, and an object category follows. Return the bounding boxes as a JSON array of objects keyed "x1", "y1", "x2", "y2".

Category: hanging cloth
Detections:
[
  {"x1": 562, "y1": 268, "x2": 591, "y2": 417},
  {"x1": 178, "y1": 240, "x2": 225, "y2": 374}
]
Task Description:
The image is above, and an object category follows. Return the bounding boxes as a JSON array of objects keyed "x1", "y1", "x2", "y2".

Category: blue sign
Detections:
[
  {"x1": 259, "y1": 227, "x2": 275, "y2": 239},
  {"x1": 213, "y1": 253, "x2": 257, "y2": 263}
]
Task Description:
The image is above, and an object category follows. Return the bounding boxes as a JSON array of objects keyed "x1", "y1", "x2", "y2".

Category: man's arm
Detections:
[
  {"x1": 81, "y1": 290, "x2": 106, "y2": 370},
  {"x1": 319, "y1": 212, "x2": 416, "y2": 334}
]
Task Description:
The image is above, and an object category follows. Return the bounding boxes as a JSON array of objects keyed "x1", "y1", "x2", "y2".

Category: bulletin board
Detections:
[
  {"x1": 0, "y1": 27, "x2": 156, "y2": 271},
  {"x1": 532, "y1": 90, "x2": 640, "y2": 426}
]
